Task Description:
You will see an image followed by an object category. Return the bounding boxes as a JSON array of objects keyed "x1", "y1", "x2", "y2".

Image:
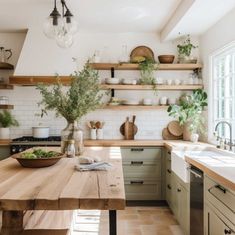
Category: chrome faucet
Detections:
[{"x1": 214, "y1": 121, "x2": 233, "y2": 151}]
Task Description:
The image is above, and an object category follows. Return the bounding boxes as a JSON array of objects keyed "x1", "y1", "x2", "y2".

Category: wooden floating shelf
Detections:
[
  {"x1": 0, "y1": 139, "x2": 12, "y2": 146},
  {"x1": 9, "y1": 76, "x2": 71, "y2": 85},
  {"x1": 9, "y1": 77, "x2": 203, "y2": 91},
  {"x1": 0, "y1": 62, "x2": 14, "y2": 70},
  {"x1": 101, "y1": 84, "x2": 203, "y2": 90},
  {"x1": 0, "y1": 104, "x2": 14, "y2": 109},
  {"x1": 0, "y1": 84, "x2": 14, "y2": 89},
  {"x1": 89, "y1": 63, "x2": 202, "y2": 70},
  {"x1": 101, "y1": 105, "x2": 169, "y2": 110}
]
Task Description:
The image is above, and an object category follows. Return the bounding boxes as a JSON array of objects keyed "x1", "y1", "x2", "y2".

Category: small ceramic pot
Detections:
[
  {"x1": 190, "y1": 133, "x2": 199, "y2": 143},
  {"x1": 90, "y1": 129, "x2": 97, "y2": 140},
  {"x1": 0, "y1": 127, "x2": 10, "y2": 139},
  {"x1": 97, "y1": 129, "x2": 104, "y2": 140}
]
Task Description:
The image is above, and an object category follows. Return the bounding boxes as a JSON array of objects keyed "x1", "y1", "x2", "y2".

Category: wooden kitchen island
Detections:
[{"x1": 0, "y1": 147, "x2": 125, "y2": 235}]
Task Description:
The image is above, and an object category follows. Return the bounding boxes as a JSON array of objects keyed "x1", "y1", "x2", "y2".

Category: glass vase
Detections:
[{"x1": 61, "y1": 121, "x2": 84, "y2": 156}]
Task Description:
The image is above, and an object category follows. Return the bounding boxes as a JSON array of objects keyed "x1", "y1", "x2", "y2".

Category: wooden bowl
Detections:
[
  {"x1": 158, "y1": 55, "x2": 175, "y2": 64},
  {"x1": 13, "y1": 156, "x2": 63, "y2": 168}
]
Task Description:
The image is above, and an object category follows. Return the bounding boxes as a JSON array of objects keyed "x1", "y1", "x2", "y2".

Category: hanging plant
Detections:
[{"x1": 138, "y1": 58, "x2": 158, "y2": 93}]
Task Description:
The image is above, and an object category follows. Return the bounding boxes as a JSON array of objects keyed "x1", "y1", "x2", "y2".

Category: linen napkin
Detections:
[{"x1": 75, "y1": 162, "x2": 113, "y2": 172}]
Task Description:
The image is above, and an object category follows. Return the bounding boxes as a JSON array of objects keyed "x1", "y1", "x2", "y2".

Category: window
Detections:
[{"x1": 210, "y1": 42, "x2": 235, "y2": 140}]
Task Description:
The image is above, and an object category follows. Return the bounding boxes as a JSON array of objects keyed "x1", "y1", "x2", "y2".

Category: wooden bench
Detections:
[{"x1": 1, "y1": 210, "x2": 73, "y2": 235}]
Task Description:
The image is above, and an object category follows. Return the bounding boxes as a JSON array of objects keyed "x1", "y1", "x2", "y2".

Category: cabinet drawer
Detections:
[
  {"x1": 205, "y1": 176, "x2": 235, "y2": 224},
  {"x1": 125, "y1": 179, "x2": 161, "y2": 200},
  {"x1": 123, "y1": 163, "x2": 161, "y2": 179},
  {"x1": 121, "y1": 147, "x2": 162, "y2": 162}
]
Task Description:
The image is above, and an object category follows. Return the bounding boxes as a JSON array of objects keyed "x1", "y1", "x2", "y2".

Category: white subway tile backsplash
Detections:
[{"x1": 4, "y1": 86, "x2": 177, "y2": 139}]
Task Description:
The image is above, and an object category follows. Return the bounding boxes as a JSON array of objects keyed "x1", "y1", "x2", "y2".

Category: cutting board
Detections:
[
  {"x1": 167, "y1": 121, "x2": 183, "y2": 137},
  {"x1": 120, "y1": 116, "x2": 138, "y2": 140}
]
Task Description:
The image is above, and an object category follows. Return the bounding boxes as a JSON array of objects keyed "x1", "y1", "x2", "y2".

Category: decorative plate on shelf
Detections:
[{"x1": 130, "y1": 46, "x2": 155, "y2": 63}]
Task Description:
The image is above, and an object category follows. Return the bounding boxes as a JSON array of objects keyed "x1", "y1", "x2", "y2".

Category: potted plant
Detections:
[
  {"x1": 37, "y1": 63, "x2": 103, "y2": 155},
  {"x1": 0, "y1": 110, "x2": 19, "y2": 139},
  {"x1": 167, "y1": 89, "x2": 207, "y2": 142},
  {"x1": 177, "y1": 35, "x2": 198, "y2": 63}
]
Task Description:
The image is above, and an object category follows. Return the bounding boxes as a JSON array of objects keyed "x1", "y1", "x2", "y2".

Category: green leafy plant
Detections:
[
  {"x1": 36, "y1": 63, "x2": 103, "y2": 123},
  {"x1": 177, "y1": 35, "x2": 197, "y2": 57},
  {"x1": 139, "y1": 58, "x2": 155, "y2": 85},
  {"x1": 167, "y1": 89, "x2": 207, "y2": 133},
  {"x1": 0, "y1": 110, "x2": 19, "y2": 128}
]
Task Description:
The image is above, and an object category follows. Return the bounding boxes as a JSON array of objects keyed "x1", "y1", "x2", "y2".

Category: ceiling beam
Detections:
[{"x1": 160, "y1": 0, "x2": 196, "y2": 42}]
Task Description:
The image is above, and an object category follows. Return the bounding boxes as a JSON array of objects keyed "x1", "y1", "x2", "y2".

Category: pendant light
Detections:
[{"x1": 43, "y1": 0, "x2": 78, "y2": 48}]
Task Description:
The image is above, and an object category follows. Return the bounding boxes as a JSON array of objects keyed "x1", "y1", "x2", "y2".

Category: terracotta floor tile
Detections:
[{"x1": 71, "y1": 206, "x2": 183, "y2": 235}]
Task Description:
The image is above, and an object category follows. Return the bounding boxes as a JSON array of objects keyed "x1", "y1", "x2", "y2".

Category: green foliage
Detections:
[
  {"x1": 177, "y1": 35, "x2": 197, "y2": 57},
  {"x1": 139, "y1": 58, "x2": 155, "y2": 85},
  {"x1": 36, "y1": 63, "x2": 103, "y2": 123},
  {"x1": 0, "y1": 110, "x2": 19, "y2": 128},
  {"x1": 167, "y1": 89, "x2": 208, "y2": 133}
]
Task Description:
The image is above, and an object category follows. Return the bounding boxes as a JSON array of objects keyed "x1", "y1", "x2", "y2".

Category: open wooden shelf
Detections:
[
  {"x1": 0, "y1": 139, "x2": 12, "y2": 146},
  {"x1": 0, "y1": 62, "x2": 14, "y2": 70},
  {"x1": 89, "y1": 63, "x2": 202, "y2": 70},
  {"x1": 101, "y1": 84, "x2": 203, "y2": 90},
  {"x1": 9, "y1": 76, "x2": 71, "y2": 85},
  {"x1": 0, "y1": 84, "x2": 14, "y2": 89},
  {"x1": 101, "y1": 105, "x2": 169, "y2": 110},
  {"x1": 0, "y1": 104, "x2": 14, "y2": 109}
]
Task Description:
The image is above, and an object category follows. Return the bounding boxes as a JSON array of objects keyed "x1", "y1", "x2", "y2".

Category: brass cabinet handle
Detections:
[
  {"x1": 167, "y1": 184, "x2": 171, "y2": 190},
  {"x1": 177, "y1": 188, "x2": 181, "y2": 192},
  {"x1": 167, "y1": 169, "x2": 171, "y2": 174},
  {"x1": 130, "y1": 181, "x2": 144, "y2": 185},
  {"x1": 131, "y1": 161, "x2": 143, "y2": 165}
]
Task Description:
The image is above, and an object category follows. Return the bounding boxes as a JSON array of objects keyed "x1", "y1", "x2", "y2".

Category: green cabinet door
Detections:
[
  {"x1": 0, "y1": 146, "x2": 10, "y2": 160},
  {"x1": 205, "y1": 204, "x2": 235, "y2": 235},
  {"x1": 177, "y1": 182, "x2": 190, "y2": 235}
]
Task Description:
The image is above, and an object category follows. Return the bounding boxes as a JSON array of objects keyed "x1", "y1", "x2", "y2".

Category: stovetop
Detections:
[{"x1": 12, "y1": 136, "x2": 61, "y2": 142}]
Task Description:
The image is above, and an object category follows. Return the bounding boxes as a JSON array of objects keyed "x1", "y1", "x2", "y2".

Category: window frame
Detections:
[{"x1": 209, "y1": 40, "x2": 235, "y2": 143}]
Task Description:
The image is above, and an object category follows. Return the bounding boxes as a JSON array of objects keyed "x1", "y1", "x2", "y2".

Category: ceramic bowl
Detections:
[{"x1": 105, "y1": 78, "x2": 120, "y2": 85}]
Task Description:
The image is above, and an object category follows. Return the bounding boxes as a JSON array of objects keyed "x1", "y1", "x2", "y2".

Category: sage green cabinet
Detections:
[
  {"x1": 0, "y1": 146, "x2": 10, "y2": 160},
  {"x1": 165, "y1": 149, "x2": 189, "y2": 235},
  {"x1": 204, "y1": 175, "x2": 235, "y2": 235},
  {"x1": 205, "y1": 204, "x2": 235, "y2": 235},
  {"x1": 165, "y1": 150, "x2": 172, "y2": 207},
  {"x1": 170, "y1": 173, "x2": 190, "y2": 235},
  {"x1": 121, "y1": 147, "x2": 163, "y2": 200}
]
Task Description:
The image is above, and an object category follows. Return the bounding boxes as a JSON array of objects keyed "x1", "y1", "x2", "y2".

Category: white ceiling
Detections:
[
  {"x1": 0, "y1": 0, "x2": 181, "y2": 33},
  {"x1": 162, "y1": 0, "x2": 235, "y2": 40},
  {"x1": 0, "y1": 0, "x2": 235, "y2": 39}
]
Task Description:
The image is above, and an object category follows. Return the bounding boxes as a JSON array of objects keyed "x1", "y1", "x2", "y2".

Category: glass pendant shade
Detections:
[
  {"x1": 56, "y1": 29, "x2": 74, "y2": 48},
  {"x1": 43, "y1": 0, "x2": 77, "y2": 48},
  {"x1": 63, "y1": 16, "x2": 78, "y2": 35},
  {"x1": 43, "y1": 16, "x2": 62, "y2": 39}
]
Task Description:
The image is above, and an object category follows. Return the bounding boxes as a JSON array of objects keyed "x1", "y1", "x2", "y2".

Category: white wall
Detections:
[
  {"x1": 200, "y1": 7, "x2": 235, "y2": 140},
  {"x1": 2, "y1": 30, "x2": 199, "y2": 139},
  {"x1": 0, "y1": 32, "x2": 26, "y2": 83}
]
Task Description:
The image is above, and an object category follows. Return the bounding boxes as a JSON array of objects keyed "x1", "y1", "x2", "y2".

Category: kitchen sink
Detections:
[{"x1": 171, "y1": 147, "x2": 227, "y2": 183}]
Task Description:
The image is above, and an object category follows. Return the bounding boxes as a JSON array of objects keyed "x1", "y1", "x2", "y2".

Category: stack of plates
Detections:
[
  {"x1": 105, "y1": 78, "x2": 120, "y2": 85},
  {"x1": 123, "y1": 100, "x2": 140, "y2": 106}
]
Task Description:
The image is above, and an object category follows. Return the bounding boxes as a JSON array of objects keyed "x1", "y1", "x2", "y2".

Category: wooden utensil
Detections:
[
  {"x1": 162, "y1": 128, "x2": 183, "y2": 140},
  {"x1": 130, "y1": 46, "x2": 155, "y2": 62},
  {"x1": 120, "y1": 116, "x2": 138, "y2": 140},
  {"x1": 167, "y1": 121, "x2": 183, "y2": 137},
  {"x1": 95, "y1": 121, "x2": 102, "y2": 129}
]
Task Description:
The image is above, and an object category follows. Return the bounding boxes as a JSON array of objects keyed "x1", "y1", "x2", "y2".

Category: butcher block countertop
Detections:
[
  {"x1": 84, "y1": 139, "x2": 212, "y2": 150},
  {"x1": 185, "y1": 152, "x2": 235, "y2": 191},
  {"x1": 0, "y1": 147, "x2": 125, "y2": 211}
]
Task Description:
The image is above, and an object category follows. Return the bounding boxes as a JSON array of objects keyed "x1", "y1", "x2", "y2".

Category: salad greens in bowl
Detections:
[{"x1": 14, "y1": 148, "x2": 63, "y2": 168}]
